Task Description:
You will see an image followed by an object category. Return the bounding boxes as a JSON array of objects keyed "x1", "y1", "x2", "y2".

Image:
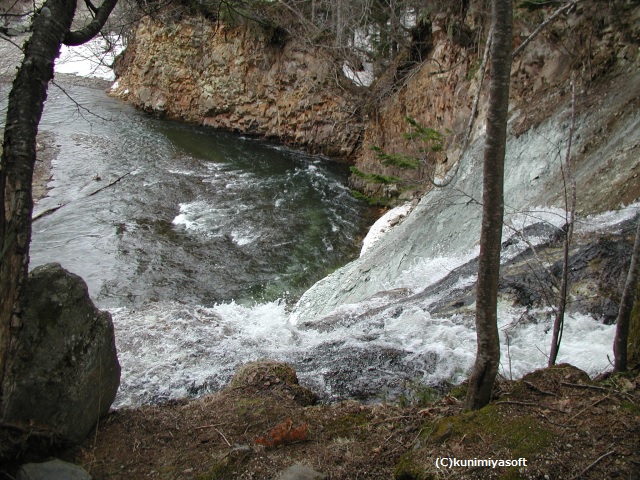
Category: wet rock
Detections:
[
  {"x1": 3, "y1": 263, "x2": 120, "y2": 443},
  {"x1": 16, "y1": 459, "x2": 92, "y2": 480},
  {"x1": 429, "y1": 218, "x2": 638, "y2": 323}
]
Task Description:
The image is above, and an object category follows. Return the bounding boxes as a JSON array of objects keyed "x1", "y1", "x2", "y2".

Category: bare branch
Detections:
[
  {"x1": 51, "y1": 80, "x2": 113, "y2": 122},
  {"x1": 512, "y1": 1, "x2": 581, "y2": 59},
  {"x1": 64, "y1": 0, "x2": 118, "y2": 46}
]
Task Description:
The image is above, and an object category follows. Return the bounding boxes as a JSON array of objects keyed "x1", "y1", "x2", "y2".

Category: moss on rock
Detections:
[{"x1": 229, "y1": 361, "x2": 318, "y2": 406}]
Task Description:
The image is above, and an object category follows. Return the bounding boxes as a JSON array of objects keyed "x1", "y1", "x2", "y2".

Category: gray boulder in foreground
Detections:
[
  {"x1": 17, "y1": 459, "x2": 92, "y2": 480},
  {"x1": 3, "y1": 263, "x2": 120, "y2": 443}
]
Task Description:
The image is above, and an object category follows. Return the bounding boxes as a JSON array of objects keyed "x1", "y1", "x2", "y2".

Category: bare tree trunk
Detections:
[
  {"x1": 465, "y1": 0, "x2": 512, "y2": 411},
  {"x1": 0, "y1": 0, "x2": 117, "y2": 411},
  {"x1": 548, "y1": 81, "x2": 577, "y2": 367},
  {"x1": 0, "y1": 0, "x2": 77, "y2": 411},
  {"x1": 614, "y1": 220, "x2": 640, "y2": 372}
]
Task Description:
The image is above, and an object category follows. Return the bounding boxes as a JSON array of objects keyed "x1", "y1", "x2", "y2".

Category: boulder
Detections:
[
  {"x1": 3, "y1": 263, "x2": 120, "y2": 443},
  {"x1": 16, "y1": 459, "x2": 92, "y2": 480},
  {"x1": 229, "y1": 361, "x2": 317, "y2": 406}
]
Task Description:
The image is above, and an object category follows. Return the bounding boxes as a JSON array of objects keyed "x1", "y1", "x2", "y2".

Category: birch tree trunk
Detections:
[
  {"x1": 0, "y1": 0, "x2": 117, "y2": 412},
  {"x1": 465, "y1": 0, "x2": 512, "y2": 411}
]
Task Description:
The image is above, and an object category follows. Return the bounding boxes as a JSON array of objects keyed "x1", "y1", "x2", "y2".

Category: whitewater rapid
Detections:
[
  {"x1": 13, "y1": 31, "x2": 636, "y2": 409},
  {"x1": 110, "y1": 203, "x2": 638, "y2": 408}
]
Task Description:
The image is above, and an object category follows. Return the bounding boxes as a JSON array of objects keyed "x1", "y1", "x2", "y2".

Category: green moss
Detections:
[
  {"x1": 448, "y1": 383, "x2": 467, "y2": 401},
  {"x1": 397, "y1": 381, "x2": 441, "y2": 407},
  {"x1": 393, "y1": 394, "x2": 552, "y2": 479},
  {"x1": 198, "y1": 446, "x2": 252, "y2": 480},
  {"x1": 620, "y1": 401, "x2": 640, "y2": 415},
  {"x1": 394, "y1": 452, "x2": 433, "y2": 480},
  {"x1": 325, "y1": 412, "x2": 370, "y2": 439},
  {"x1": 429, "y1": 404, "x2": 550, "y2": 458},
  {"x1": 198, "y1": 460, "x2": 238, "y2": 480},
  {"x1": 499, "y1": 468, "x2": 525, "y2": 480},
  {"x1": 233, "y1": 397, "x2": 265, "y2": 417}
]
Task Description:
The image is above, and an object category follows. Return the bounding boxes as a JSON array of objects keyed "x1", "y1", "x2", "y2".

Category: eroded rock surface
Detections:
[
  {"x1": 112, "y1": 16, "x2": 363, "y2": 159},
  {"x1": 3, "y1": 263, "x2": 120, "y2": 443}
]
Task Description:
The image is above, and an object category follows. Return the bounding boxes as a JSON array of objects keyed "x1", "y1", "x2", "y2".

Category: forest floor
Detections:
[{"x1": 46, "y1": 362, "x2": 640, "y2": 480}]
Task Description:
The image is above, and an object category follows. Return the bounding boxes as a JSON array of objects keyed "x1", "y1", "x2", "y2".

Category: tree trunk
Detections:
[
  {"x1": 465, "y1": 0, "x2": 512, "y2": 411},
  {"x1": 0, "y1": 0, "x2": 77, "y2": 409},
  {"x1": 0, "y1": 0, "x2": 117, "y2": 410},
  {"x1": 548, "y1": 82, "x2": 577, "y2": 367},
  {"x1": 614, "y1": 220, "x2": 640, "y2": 372}
]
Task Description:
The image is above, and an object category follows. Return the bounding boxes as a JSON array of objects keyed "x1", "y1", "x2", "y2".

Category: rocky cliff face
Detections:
[
  {"x1": 111, "y1": 15, "x2": 363, "y2": 159},
  {"x1": 114, "y1": 3, "x2": 639, "y2": 207},
  {"x1": 353, "y1": 2, "x2": 640, "y2": 205},
  {"x1": 289, "y1": 2, "x2": 640, "y2": 321}
]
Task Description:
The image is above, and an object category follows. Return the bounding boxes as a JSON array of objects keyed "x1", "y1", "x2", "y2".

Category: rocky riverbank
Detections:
[{"x1": 110, "y1": 15, "x2": 364, "y2": 160}]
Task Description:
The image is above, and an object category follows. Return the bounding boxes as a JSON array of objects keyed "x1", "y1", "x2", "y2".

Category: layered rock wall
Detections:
[
  {"x1": 111, "y1": 16, "x2": 364, "y2": 159},
  {"x1": 114, "y1": 2, "x2": 639, "y2": 210},
  {"x1": 353, "y1": 2, "x2": 640, "y2": 204}
]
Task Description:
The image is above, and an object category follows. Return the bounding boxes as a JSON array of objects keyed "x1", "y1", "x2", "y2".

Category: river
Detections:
[
  {"x1": 1, "y1": 78, "x2": 380, "y2": 405},
  {"x1": 24, "y1": 82, "x2": 372, "y2": 308},
  {"x1": 1, "y1": 75, "x2": 624, "y2": 409}
]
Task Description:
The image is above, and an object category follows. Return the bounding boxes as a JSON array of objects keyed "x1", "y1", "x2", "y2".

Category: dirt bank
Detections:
[{"x1": 20, "y1": 362, "x2": 635, "y2": 480}]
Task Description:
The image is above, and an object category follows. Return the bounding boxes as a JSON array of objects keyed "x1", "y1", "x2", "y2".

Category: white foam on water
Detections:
[
  {"x1": 172, "y1": 201, "x2": 213, "y2": 233},
  {"x1": 113, "y1": 190, "x2": 638, "y2": 407},
  {"x1": 231, "y1": 229, "x2": 259, "y2": 246},
  {"x1": 111, "y1": 300, "x2": 298, "y2": 407},
  {"x1": 112, "y1": 285, "x2": 617, "y2": 408},
  {"x1": 497, "y1": 307, "x2": 616, "y2": 380}
]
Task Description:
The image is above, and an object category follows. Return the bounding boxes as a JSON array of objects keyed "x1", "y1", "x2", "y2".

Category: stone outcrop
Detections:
[
  {"x1": 3, "y1": 263, "x2": 120, "y2": 443},
  {"x1": 113, "y1": 3, "x2": 639, "y2": 206},
  {"x1": 290, "y1": 0, "x2": 640, "y2": 321},
  {"x1": 111, "y1": 16, "x2": 364, "y2": 159},
  {"x1": 353, "y1": 1, "x2": 640, "y2": 204}
]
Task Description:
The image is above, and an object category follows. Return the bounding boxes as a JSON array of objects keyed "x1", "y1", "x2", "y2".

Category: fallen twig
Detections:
[
  {"x1": 194, "y1": 423, "x2": 226, "y2": 430},
  {"x1": 215, "y1": 427, "x2": 231, "y2": 446},
  {"x1": 561, "y1": 382, "x2": 608, "y2": 392},
  {"x1": 88, "y1": 171, "x2": 132, "y2": 197},
  {"x1": 495, "y1": 400, "x2": 567, "y2": 413},
  {"x1": 569, "y1": 449, "x2": 615, "y2": 480},
  {"x1": 495, "y1": 400, "x2": 539, "y2": 407},
  {"x1": 524, "y1": 381, "x2": 557, "y2": 396},
  {"x1": 537, "y1": 410, "x2": 576, "y2": 428},
  {"x1": 567, "y1": 394, "x2": 611, "y2": 423},
  {"x1": 32, "y1": 204, "x2": 66, "y2": 221}
]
